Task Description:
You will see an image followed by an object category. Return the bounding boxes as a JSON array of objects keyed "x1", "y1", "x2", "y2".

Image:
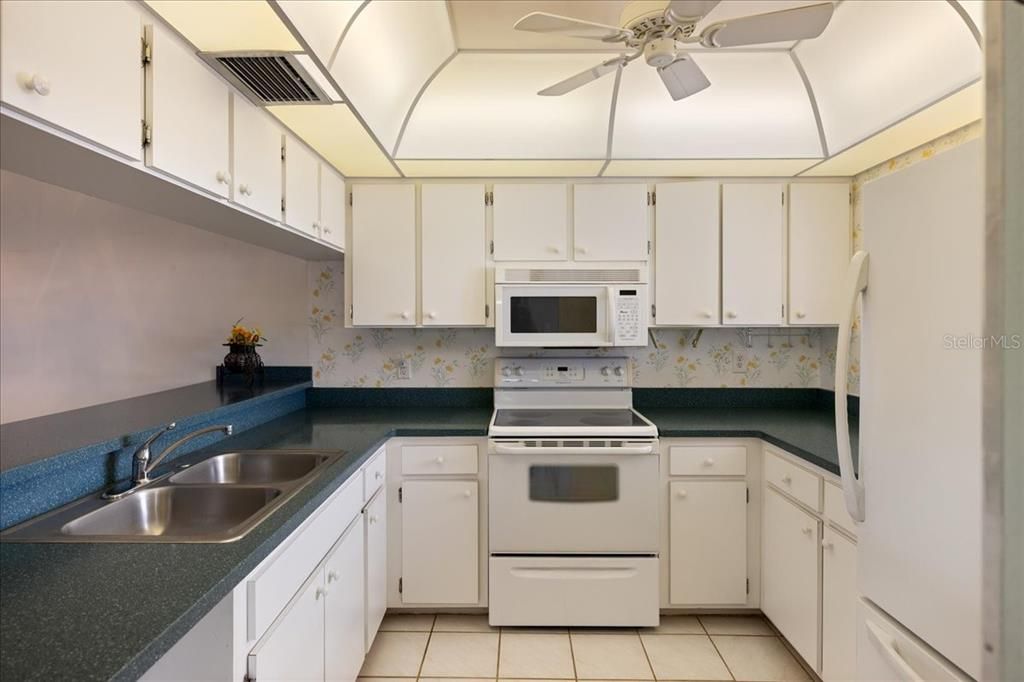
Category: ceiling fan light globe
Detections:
[{"x1": 644, "y1": 36, "x2": 679, "y2": 68}]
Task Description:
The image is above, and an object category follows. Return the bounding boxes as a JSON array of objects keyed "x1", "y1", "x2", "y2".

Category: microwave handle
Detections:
[{"x1": 606, "y1": 286, "x2": 617, "y2": 344}]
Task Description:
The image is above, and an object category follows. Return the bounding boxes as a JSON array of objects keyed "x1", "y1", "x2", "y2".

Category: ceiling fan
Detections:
[{"x1": 513, "y1": 0, "x2": 835, "y2": 100}]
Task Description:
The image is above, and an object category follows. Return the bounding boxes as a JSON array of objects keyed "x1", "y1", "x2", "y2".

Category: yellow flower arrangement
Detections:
[{"x1": 227, "y1": 318, "x2": 267, "y2": 346}]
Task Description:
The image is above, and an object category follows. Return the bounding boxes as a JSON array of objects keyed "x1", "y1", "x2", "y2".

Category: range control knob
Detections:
[
  {"x1": 512, "y1": 366, "x2": 524, "y2": 377},
  {"x1": 600, "y1": 366, "x2": 611, "y2": 376},
  {"x1": 501, "y1": 366, "x2": 513, "y2": 378},
  {"x1": 614, "y1": 366, "x2": 625, "y2": 377}
]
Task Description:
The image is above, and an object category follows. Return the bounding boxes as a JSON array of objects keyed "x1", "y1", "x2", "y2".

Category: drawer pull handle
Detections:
[
  {"x1": 315, "y1": 586, "x2": 328, "y2": 600},
  {"x1": 781, "y1": 475, "x2": 792, "y2": 485},
  {"x1": 369, "y1": 515, "x2": 379, "y2": 524},
  {"x1": 676, "y1": 490, "x2": 687, "y2": 498},
  {"x1": 375, "y1": 471, "x2": 384, "y2": 480},
  {"x1": 327, "y1": 571, "x2": 339, "y2": 583},
  {"x1": 26, "y1": 74, "x2": 51, "y2": 96},
  {"x1": 435, "y1": 456, "x2": 445, "y2": 464},
  {"x1": 463, "y1": 490, "x2": 472, "y2": 498},
  {"x1": 822, "y1": 540, "x2": 834, "y2": 550},
  {"x1": 702, "y1": 458, "x2": 714, "y2": 467},
  {"x1": 801, "y1": 527, "x2": 813, "y2": 536}
]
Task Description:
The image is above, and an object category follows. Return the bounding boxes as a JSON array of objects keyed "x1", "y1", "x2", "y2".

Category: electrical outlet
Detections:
[
  {"x1": 733, "y1": 350, "x2": 749, "y2": 374},
  {"x1": 396, "y1": 359, "x2": 411, "y2": 380}
]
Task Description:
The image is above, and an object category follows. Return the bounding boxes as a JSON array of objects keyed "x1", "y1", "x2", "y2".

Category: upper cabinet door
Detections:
[
  {"x1": 722, "y1": 183, "x2": 785, "y2": 325},
  {"x1": 231, "y1": 96, "x2": 282, "y2": 221},
  {"x1": 146, "y1": 23, "x2": 230, "y2": 197},
  {"x1": 422, "y1": 184, "x2": 487, "y2": 326},
  {"x1": 492, "y1": 184, "x2": 569, "y2": 261},
  {"x1": 351, "y1": 185, "x2": 416, "y2": 326},
  {"x1": 283, "y1": 135, "x2": 320, "y2": 237},
  {"x1": 654, "y1": 182, "x2": 721, "y2": 326},
  {"x1": 1, "y1": 0, "x2": 143, "y2": 160},
  {"x1": 573, "y1": 184, "x2": 648, "y2": 261},
  {"x1": 787, "y1": 183, "x2": 850, "y2": 325},
  {"x1": 319, "y1": 164, "x2": 346, "y2": 250}
]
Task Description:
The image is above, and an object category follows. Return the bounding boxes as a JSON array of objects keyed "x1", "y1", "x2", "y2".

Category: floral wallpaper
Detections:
[
  {"x1": 837, "y1": 120, "x2": 984, "y2": 394},
  {"x1": 308, "y1": 265, "x2": 832, "y2": 389}
]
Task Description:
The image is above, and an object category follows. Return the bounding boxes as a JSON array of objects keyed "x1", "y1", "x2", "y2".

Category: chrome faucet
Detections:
[{"x1": 125, "y1": 422, "x2": 233, "y2": 489}]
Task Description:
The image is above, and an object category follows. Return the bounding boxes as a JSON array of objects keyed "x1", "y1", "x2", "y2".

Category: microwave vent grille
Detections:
[{"x1": 503, "y1": 269, "x2": 641, "y2": 283}]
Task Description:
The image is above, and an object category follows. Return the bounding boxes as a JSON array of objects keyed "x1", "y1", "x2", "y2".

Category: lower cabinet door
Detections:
[
  {"x1": 364, "y1": 488, "x2": 387, "y2": 652},
  {"x1": 669, "y1": 480, "x2": 748, "y2": 605},
  {"x1": 325, "y1": 520, "x2": 366, "y2": 682},
  {"x1": 247, "y1": 568, "x2": 326, "y2": 682},
  {"x1": 762, "y1": 487, "x2": 821, "y2": 671},
  {"x1": 822, "y1": 527, "x2": 858, "y2": 681},
  {"x1": 402, "y1": 480, "x2": 479, "y2": 604}
]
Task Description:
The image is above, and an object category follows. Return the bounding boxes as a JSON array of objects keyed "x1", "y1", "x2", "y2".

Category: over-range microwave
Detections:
[{"x1": 495, "y1": 267, "x2": 649, "y2": 347}]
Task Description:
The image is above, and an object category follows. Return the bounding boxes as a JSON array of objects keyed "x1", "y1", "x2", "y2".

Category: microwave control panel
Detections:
[{"x1": 613, "y1": 288, "x2": 646, "y2": 346}]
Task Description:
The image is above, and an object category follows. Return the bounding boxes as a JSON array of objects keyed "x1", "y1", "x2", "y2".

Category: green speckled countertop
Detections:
[{"x1": 0, "y1": 402, "x2": 854, "y2": 681}]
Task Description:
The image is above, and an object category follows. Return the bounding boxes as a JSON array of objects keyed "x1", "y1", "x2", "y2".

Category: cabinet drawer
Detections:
[
  {"x1": 824, "y1": 481, "x2": 858, "y2": 537},
  {"x1": 764, "y1": 449, "x2": 821, "y2": 511},
  {"x1": 363, "y1": 446, "x2": 386, "y2": 501},
  {"x1": 246, "y1": 471, "x2": 363, "y2": 640},
  {"x1": 402, "y1": 444, "x2": 478, "y2": 476},
  {"x1": 669, "y1": 445, "x2": 747, "y2": 476}
]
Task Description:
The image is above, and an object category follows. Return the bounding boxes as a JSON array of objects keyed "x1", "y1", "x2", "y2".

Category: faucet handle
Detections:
[{"x1": 134, "y1": 422, "x2": 176, "y2": 458}]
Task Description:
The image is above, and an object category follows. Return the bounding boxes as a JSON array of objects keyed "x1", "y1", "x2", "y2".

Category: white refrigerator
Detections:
[{"x1": 834, "y1": 139, "x2": 983, "y2": 681}]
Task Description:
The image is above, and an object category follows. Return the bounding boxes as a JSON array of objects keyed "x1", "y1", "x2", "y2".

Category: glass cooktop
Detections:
[{"x1": 493, "y1": 409, "x2": 649, "y2": 429}]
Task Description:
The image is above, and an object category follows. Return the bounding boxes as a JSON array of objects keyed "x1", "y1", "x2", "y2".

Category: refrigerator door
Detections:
[
  {"x1": 859, "y1": 139, "x2": 983, "y2": 679},
  {"x1": 858, "y1": 599, "x2": 971, "y2": 682}
]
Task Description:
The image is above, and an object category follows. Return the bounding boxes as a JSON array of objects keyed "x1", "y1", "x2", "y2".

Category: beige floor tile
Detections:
[
  {"x1": 421, "y1": 632, "x2": 500, "y2": 677},
  {"x1": 379, "y1": 613, "x2": 436, "y2": 632},
  {"x1": 640, "y1": 634, "x2": 732, "y2": 681},
  {"x1": 570, "y1": 633, "x2": 654, "y2": 680},
  {"x1": 640, "y1": 615, "x2": 705, "y2": 635},
  {"x1": 499, "y1": 633, "x2": 575, "y2": 679},
  {"x1": 360, "y1": 632, "x2": 430, "y2": 677},
  {"x1": 569, "y1": 627, "x2": 639, "y2": 635},
  {"x1": 357, "y1": 678, "x2": 414, "y2": 682},
  {"x1": 502, "y1": 626, "x2": 570, "y2": 634},
  {"x1": 420, "y1": 679, "x2": 495, "y2": 682},
  {"x1": 712, "y1": 635, "x2": 810, "y2": 681},
  {"x1": 434, "y1": 614, "x2": 497, "y2": 632},
  {"x1": 699, "y1": 615, "x2": 775, "y2": 636}
]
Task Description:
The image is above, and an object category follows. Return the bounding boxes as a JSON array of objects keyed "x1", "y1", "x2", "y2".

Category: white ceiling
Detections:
[{"x1": 149, "y1": 0, "x2": 985, "y2": 178}]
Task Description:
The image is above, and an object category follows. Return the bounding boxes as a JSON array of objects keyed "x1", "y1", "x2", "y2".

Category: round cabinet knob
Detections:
[
  {"x1": 613, "y1": 366, "x2": 624, "y2": 377},
  {"x1": 796, "y1": 311, "x2": 806, "y2": 319},
  {"x1": 315, "y1": 587, "x2": 327, "y2": 600},
  {"x1": 216, "y1": 171, "x2": 232, "y2": 185},
  {"x1": 323, "y1": 225, "x2": 331, "y2": 235},
  {"x1": 601, "y1": 367, "x2": 611, "y2": 376},
  {"x1": 26, "y1": 74, "x2": 50, "y2": 96},
  {"x1": 701, "y1": 311, "x2": 713, "y2": 319},
  {"x1": 369, "y1": 515, "x2": 379, "y2": 524},
  {"x1": 328, "y1": 571, "x2": 339, "y2": 583},
  {"x1": 400, "y1": 311, "x2": 410, "y2": 320},
  {"x1": 513, "y1": 367, "x2": 524, "y2": 377},
  {"x1": 702, "y1": 458, "x2": 714, "y2": 467},
  {"x1": 238, "y1": 183, "x2": 252, "y2": 196},
  {"x1": 463, "y1": 490, "x2": 472, "y2": 498},
  {"x1": 428, "y1": 311, "x2": 437, "y2": 320},
  {"x1": 375, "y1": 471, "x2": 384, "y2": 480},
  {"x1": 822, "y1": 540, "x2": 834, "y2": 550},
  {"x1": 576, "y1": 247, "x2": 588, "y2": 255},
  {"x1": 547, "y1": 245, "x2": 560, "y2": 254},
  {"x1": 726, "y1": 311, "x2": 737, "y2": 319},
  {"x1": 676, "y1": 490, "x2": 687, "y2": 498},
  {"x1": 801, "y1": 527, "x2": 813, "y2": 536},
  {"x1": 781, "y1": 475, "x2": 792, "y2": 485},
  {"x1": 435, "y1": 456, "x2": 445, "y2": 464}
]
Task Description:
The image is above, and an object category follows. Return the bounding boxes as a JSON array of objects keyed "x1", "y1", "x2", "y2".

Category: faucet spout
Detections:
[{"x1": 144, "y1": 424, "x2": 233, "y2": 480}]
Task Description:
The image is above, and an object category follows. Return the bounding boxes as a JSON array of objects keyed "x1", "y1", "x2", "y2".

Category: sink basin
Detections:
[
  {"x1": 170, "y1": 452, "x2": 329, "y2": 485},
  {"x1": 61, "y1": 486, "x2": 281, "y2": 539}
]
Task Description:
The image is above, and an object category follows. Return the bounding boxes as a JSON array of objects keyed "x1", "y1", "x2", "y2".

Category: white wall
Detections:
[{"x1": 0, "y1": 170, "x2": 310, "y2": 424}]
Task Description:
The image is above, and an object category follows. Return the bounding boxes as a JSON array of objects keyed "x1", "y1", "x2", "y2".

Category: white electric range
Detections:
[{"x1": 487, "y1": 357, "x2": 660, "y2": 627}]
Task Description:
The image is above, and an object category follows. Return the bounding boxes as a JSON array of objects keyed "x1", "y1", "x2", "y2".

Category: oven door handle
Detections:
[{"x1": 492, "y1": 444, "x2": 655, "y2": 456}]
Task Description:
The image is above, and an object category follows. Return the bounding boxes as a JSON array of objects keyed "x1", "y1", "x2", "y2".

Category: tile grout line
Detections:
[
  {"x1": 699, "y1": 615, "x2": 738, "y2": 682},
  {"x1": 567, "y1": 629, "x2": 579, "y2": 682},
  {"x1": 415, "y1": 615, "x2": 437, "y2": 679},
  {"x1": 635, "y1": 630, "x2": 658, "y2": 681},
  {"x1": 495, "y1": 625, "x2": 502, "y2": 681}
]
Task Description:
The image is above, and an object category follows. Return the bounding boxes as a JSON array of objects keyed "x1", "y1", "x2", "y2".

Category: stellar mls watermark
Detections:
[{"x1": 943, "y1": 334, "x2": 1022, "y2": 350}]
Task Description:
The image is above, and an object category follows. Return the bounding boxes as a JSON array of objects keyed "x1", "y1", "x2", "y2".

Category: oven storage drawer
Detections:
[{"x1": 489, "y1": 556, "x2": 659, "y2": 627}]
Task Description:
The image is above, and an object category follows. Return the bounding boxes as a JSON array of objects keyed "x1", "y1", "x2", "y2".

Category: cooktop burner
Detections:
[{"x1": 493, "y1": 409, "x2": 649, "y2": 429}]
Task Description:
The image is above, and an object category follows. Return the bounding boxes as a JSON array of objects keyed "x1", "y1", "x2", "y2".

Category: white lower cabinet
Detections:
[
  {"x1": 822, "y1": 526, "x2": 858, "y2": 681},
  {"x1": 669, "y1": 480, "x2": 748, "y2": 605},
  {"x1": 325, "y1": 522, "x2": 366, "y2": 682},
  {"x1": 762, "y1": 486, "x2": 821, "y2": 671},
  {"x1": 247, "y1": 562, "x2": 327, "y2": 682},
  {"x1": 401, "y1": 480, "x2": 479, "y2": 604},
  {"x1": 364, "y1": 488, "x2": 387, "y2": 652}
]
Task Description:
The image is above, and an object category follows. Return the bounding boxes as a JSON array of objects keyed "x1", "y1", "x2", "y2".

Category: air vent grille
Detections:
[
  {"x1": 205, "y1": 53, "x2": 329, "y2": 105},
  {"x1": 503, "y1": 268, "x2": 642, "y2": 283}
]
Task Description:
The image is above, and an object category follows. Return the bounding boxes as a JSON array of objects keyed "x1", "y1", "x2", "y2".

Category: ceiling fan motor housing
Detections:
[{"x1": 644, "y1": 36, "x2": 679, "y2": 67}]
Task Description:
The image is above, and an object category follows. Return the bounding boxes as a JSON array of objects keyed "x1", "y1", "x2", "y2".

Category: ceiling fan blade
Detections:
[
  {"x1": 538, "y1": 60, "x2": 622, "y2": 96},
  {"x1": 514, "y1": 12, "x2": 633, "y2": 43},
  {"x1": 701, "y1": 2, "x2": 834, "y2": 47},
  {"x1": 657, "y1": 56, "x2": 711, "y2": 101},
  {"x1": 666, "y1": 0, "x2": 721, "y2": 23}
]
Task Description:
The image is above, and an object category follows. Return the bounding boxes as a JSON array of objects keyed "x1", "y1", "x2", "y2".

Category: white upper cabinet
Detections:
[
  {"x1": 283, "y1": 135, "x2": 320, "y2": 237},
  {"x1": 421, "y1": 184, "x2": 487, "y2": 326},
  {"x1": 573, "y1": 184, "x2": 648, "y2": 261},
  {"x1": 722, "y1": 183, "x2": 785, "y2": 325},
  {"x1": 351, "y1": 185, "x2": 417, "y2": 326},
  {"x1": 231, "y1": 95, "x2": 282, "y2": 221},
  {"x1": 492, "y1": 184, "x2": 569, "y2": 261},
  {"x1": 146, "y1": 22, "x2": 230, "y2": 197},
  {"x1": 654, "y1": 182, "x2": 721, "y2": 326},
  {"x1": 1, "y1": 0, "x2": 143, "y2": 161},
  {"x1": 787, "y1": 183, "x2": 850, "y2": 325},
  {"x1": 319, "y1": 164, "x2": 346, "y2": 250}
]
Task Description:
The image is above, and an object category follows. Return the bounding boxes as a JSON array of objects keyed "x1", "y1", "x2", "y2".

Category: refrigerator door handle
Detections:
[
  {"x1": 835, "y1": 250, "x2": 868, "y2": 522},
  {"x1": 865, "y1": 620, "x2": 925, "y2": 682}
]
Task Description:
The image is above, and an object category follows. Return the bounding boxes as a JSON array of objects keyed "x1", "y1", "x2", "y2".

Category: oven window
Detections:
[
  {"x1": 529, "y1": 465, "x2": 619, "y2": 502},
  {"x1": 510, "y1": 297, "x2": 597, "y2": 334}
]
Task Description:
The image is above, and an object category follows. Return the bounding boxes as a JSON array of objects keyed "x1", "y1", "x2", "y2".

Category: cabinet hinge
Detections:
[
  {"x1": 484, "y1": 191, "x2": 493, "y2": 206},
  {"x1": 281, "y1": 198, "x2": 286, "y2": 213},
  {"x1": 141, "y1": 37, "x2": 152, "y2": 65},
  {"x1": 398, "y1": 486, "x2": 402, "y2": 503},
  {"x1": 651, "y1": 304, "x2": 656, "y2": 320},
  {"x1": 141, "y1": 120, "x2": 152, "y2": 147},
  {"x1": 348, "y1": 192, "x2": 353, "y2": 207},
  {"x1": 646, "y1": 191, "x2": 651, "y2": 206},
  {"x1": 651, "y1": 191, "x2": 656, "y2": 206},
  {"x1": 281, "y1": 145, "x2": 286, "y2": 161},
  {"x1": 746, "y1": 578, "x2": 750, "y2": 595},
  {"x1": 781, "y1": 191, "x2": 785, "y2": 205},
  {"x1": 746, "y1": 487, "x2": 750, "y2": 504},
  {"x1": 485, "y1": 303, "x2": 490, "y2": 319},
  {"x1": 782, "y1": 303, "x2": 785, "y2": 318},
  {"x1": 489, "y1": 240, "x2": 494, "y2": 255},
  {"x1": 349, "y1": 304, "x2": 354, "y2": 320},
  {"x1": 398, "y1": 577, "x2": 403, "y2": 594},
  {"x1": 647, "y1": 240, "x2": 651, "y2": 255},
  {"x1": 849, "y1": 191, "x2": 853, "y2": 205}
]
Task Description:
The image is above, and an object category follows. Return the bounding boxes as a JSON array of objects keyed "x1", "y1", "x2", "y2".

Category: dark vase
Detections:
[{"x1": 222, "y1": 343, "x2": 263, "y2": 376}]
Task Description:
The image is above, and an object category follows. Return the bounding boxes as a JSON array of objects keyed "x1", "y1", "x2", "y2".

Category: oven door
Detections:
[
  {"x1": 488, "y1": 441, "x2": 659, "y2": 553},
  {"x1": 495, "y1": 285, "x2": 611, "y2": 347}
]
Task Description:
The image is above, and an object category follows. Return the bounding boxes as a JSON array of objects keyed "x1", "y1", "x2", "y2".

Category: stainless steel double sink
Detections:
[{"x1": 1, "y1": 450, "x2": 344, "y2": 543}]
